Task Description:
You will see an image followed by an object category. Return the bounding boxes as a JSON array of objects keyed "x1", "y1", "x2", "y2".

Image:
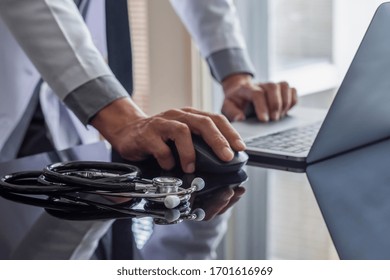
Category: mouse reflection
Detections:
[{"x1": 192, "y1": 185, "x2": 246, "y2": 221}]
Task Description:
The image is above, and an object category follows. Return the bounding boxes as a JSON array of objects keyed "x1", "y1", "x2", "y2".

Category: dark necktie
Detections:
[
  {"x1": 106, "y1": 0, "x2": 134, "y2": 95},
  {"x1": 105, "y1": 0, "x2": 135, "y2": 259}
]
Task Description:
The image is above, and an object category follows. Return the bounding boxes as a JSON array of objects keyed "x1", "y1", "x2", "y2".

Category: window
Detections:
[
  {"x1": 271, "y1": 0, "x2": 333, "y2": 72},
  {"x1": 269, "y1": 0, "x2": 335, "y2": 94},
  {"x1": 234, "y1": 0, "x2": 385, "y2": 96}
]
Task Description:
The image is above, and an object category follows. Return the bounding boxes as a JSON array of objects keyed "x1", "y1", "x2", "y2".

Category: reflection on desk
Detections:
[
  {"x1": 0, "y1": 141, "x2": 248, "y2": 260},
  {"x1": 307, "y1": 138, "x2": 390, "y2": 260}
]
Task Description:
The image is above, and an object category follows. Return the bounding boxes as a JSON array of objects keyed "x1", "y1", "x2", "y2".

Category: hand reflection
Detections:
[{"x1": 192, "y1": 185, "x2": 246, "y2": 221}]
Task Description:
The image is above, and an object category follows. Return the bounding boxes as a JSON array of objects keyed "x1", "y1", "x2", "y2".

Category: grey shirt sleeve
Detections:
[
  {"x1": 63, "y1": 75, "x2": 130, "y2": 125},
  {"x1": 206, "y1": 48, "x2": 255, "y2": 83}
]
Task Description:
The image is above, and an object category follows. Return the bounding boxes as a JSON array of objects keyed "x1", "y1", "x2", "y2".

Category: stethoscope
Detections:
[{"x1": 0, "y1": 161, "x2": 206, "y2": 224}]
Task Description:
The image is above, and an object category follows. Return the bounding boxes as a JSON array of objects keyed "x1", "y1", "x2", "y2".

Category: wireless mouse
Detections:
[{"x1": 170, "y1": 135, "x2": 248, "y2": 173}]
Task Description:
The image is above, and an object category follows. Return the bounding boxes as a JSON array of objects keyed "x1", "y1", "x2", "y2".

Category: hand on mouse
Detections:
[
  {"x1": 91, "y1": 97, "x2": 246, "y2": 173},
  {"x1": 221, "y1": 74, "x2": 298, "y2": 122}
]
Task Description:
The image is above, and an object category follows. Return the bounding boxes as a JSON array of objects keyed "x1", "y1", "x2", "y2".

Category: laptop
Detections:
[{"x1": 233, "y1": 2, "x2": 390, "y2": 172}]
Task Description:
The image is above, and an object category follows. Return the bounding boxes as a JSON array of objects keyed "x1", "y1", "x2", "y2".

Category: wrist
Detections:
[
  {"x1": 222, "y1": 74, "x2": 253, "y2": 94},
  {"x1": 91, "y1": 97, "x2": 147, "y2": 140}
]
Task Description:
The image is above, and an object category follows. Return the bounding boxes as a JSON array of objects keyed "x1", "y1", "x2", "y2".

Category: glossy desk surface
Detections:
[
  {"x1": 0, "y1": 142, "x2": 248, "y2": 259},
  {"x1": 2, "y1": 139, "x2": 390, "y2": 260}
]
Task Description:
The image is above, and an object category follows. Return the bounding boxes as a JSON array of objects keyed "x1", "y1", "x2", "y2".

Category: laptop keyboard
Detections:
[{"x1": 245, "y1": 122, "x2": 322, "y2": 154}]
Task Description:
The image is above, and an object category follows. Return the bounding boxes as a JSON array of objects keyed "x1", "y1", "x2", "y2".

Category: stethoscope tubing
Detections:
[
  {"x1": 0, "y1": 161, "x2": 202, "y2": 223},
  {"x1": 0, "y1": 161, "x2": 144, "y2": 194}
]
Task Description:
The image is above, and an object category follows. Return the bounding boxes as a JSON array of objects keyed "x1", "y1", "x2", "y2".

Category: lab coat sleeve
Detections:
[
  {"x1": 170, "y1": 0, "x2": 255, "y2": 82},
  {"x1": 0, "y1": 0, "x2": 128, "y2": 124},
  {"x1": 11, "y1": 212, "x2": 114, "y2": 260}
]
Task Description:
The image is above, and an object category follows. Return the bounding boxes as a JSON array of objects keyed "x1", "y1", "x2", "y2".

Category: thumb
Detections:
[{"x1": 222, "y1": 99, "x2": 246, "y2": 122}]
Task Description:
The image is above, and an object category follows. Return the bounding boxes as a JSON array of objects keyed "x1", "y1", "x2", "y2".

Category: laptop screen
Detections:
[{"x1": 308, "y1": 3, "x2": 390, "y2": 164}]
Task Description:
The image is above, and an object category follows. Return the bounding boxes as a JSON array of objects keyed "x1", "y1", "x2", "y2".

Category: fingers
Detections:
[
  {"x1": 222, "y1": 80, "x2": 298, "y2": 123},
  {"x1": 218, "y1": 186, "x2": 246, "y2": 215},
  {"x1": 162, "y1": 121, "x2": 196, "y2": 173},
  {"x1": 222, "y1": 98, "x2": 246, "y2": 122},
  {"x1": 291, "y1": 87, "x2": 298, "y2": 108},
  {"x1": 181, "y1": 107, "x2": 246, "y2": 153},
  {"x1": 134, "y1": 108, "x2": 246, "y2": 173},
  {"x1": 151, "y1": 118, "x2": 196, "y2": 173},
  {"x1": 260, "y1": 81, "x2": 298, "y2": 121},
  {"x1": 173, "y1": 111, "x2": 235, "y2": 162},
  {"x1": 279, "y1": 81, "x2": 298, "y2": 117},
  {"x1": 198, "y1": 187, "x2": 235, "y2": 220},
  {"x1": 279, "y1": 81, "x2": 292, "y2": 117},
  {"x1": 196, "y1": 185, "x2": 246, "y2": 220},
  {"x1": 151, "y1": 138, "x2": 175, "y2": 171},
  {"x1": 155, "y1": 108, "x2": 246, "y2": 169},
  {"x1": 114, "y1": 116, "x2": 196, "y2": 173},
  {"x1": 251, "y1": 87, "x2": 270, "y2": 122},
  {"x1": 223, "y1": 83, "x2": 270, "y2": 122},
  {"x1": 260, "y1": 82, "x2": 283, "y2": 121}
]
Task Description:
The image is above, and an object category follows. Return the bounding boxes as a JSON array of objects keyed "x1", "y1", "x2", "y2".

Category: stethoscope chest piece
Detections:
[
  {"x1": 153, "y1": 177, "x2": 182, "y2": 193},
  {"x1": 145, "y1": 177, "x2": 189, "y2": 209}
]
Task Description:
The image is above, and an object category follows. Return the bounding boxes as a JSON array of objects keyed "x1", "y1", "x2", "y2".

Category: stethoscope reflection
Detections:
[
  {"x1": 46, "y1": 174, "x2": 247, "y2": 224},
  {"x1": 0, "y1": 161, "x2": 248, "y2": 225}
]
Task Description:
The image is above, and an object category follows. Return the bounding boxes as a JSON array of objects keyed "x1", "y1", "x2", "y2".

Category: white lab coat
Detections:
[
  {"x1": 0, "y1": 0, "x2": 109, "y2": 153},
  {"x1": 0, "y1": 0, "x2": 246, "y2": 259}
]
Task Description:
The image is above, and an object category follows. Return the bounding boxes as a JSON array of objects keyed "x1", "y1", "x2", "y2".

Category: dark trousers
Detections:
[{"x1": 16, "y1": 101, "x2": 54, "y2": 158}]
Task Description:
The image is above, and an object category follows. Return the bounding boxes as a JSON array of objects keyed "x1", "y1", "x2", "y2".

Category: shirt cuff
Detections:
[
  {"x1": 64, "y1": 75, "x2": 129, "y2": 125},
  {"x1": 206, "y1": 48, "x2": 255, "y2": 83}
]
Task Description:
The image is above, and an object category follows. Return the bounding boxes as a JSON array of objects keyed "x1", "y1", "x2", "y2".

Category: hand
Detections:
[
  {"x1": 221, "y1": 74, "x2": 298, "y2": 122},
  {"x1": 91, "y1": 97, "x2": 246, "y2": 173}
]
